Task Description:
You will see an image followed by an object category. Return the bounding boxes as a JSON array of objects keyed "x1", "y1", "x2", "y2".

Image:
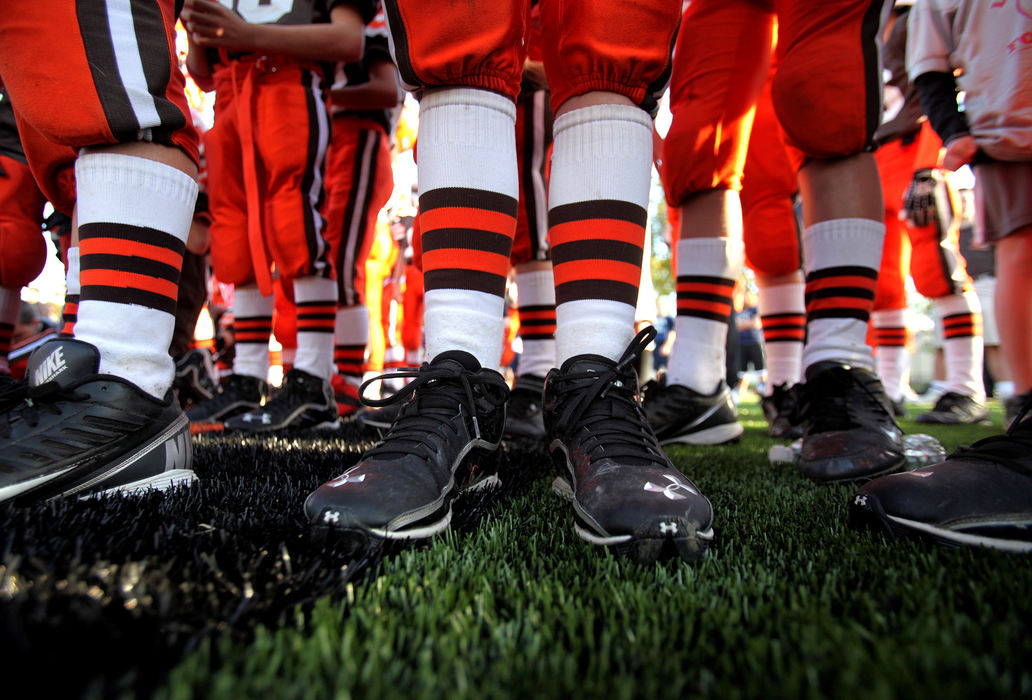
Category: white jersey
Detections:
[{"x1": 906, "y1": 0, "x2": 1032, "y2": 160}]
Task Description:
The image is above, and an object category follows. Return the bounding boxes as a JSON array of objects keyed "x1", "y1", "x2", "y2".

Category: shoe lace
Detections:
[
  {"x1": 551, "y1": 327, "x2": 668, "y2": 465},
  {"x1": 802, "y1": 366, "x2": 897, "y2": 433},
  {"x1": 0, "y1": 380, "x2": 89, "y2": 439},
  {"x1": 948, "y1": 393, "x2": 1032, "y2": 471},
  {"x1": 359, "y1": 358, "x2": 508, "y2": 459}
]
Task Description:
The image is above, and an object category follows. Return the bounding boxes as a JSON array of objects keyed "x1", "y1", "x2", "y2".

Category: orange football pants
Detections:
[{"x1": 0, "y1": 154, "x2": 48, "y2": 288}]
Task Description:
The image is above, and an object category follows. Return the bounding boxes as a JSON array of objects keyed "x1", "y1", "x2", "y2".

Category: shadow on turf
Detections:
[{"x1": 0, "y1": 423, "x2": 552, "y2": 698}]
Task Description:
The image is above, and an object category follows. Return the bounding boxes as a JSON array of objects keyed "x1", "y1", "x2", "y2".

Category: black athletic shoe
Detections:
[
  {"x1": 797, "y1": 361, "x2": 905, "y2": 483},
  {"x1": 760, "y1": 382, "x2": 803, "y2": 439},
  {"x1": 173, "y1": 348, "x2": 217, "y2": 408},
  {"x1": 185, "y1": 373, "x2": 269, "y2": 429},
  {"x1": 504, "y1": 373, "x2": 546, "y2": 439},
  {"x1": 0, "y1": 339, "x2": 195, "y2": 504},
  {"x1": 354, "y1": 401, "x2": 404, "y2": 431},
  {"x1": 851, "y1": 395, "x2": 1032, "y2": 552},
  {"x1": 225, "y1": 368, "x2": 338, "y2": 432},
  {"x1": 304, "y1": 351, "x2": 509, "y2": 541},
  {"x1": 1005, "y1": 390, "x2": 1032, "y2": 429},
  {"x1": 546, "y1": 328, "x2": 714, "y2": 564},
  {"x1": 642, "y1": 374, "x2": 743, "y2": 445},
  {"x1": 915, "y1": 391, "x2": 989, "y2": 425}
]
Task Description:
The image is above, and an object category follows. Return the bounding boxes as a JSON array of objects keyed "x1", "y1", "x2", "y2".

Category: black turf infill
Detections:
[{"x1": 0, "y1": 426, "x2": 552, "y2": 698}]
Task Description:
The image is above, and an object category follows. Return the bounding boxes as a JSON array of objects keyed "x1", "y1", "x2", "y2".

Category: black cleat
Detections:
[
  {"x1": 504, "y1": 373, "x2": 546, "y2": 439},
  {"x1": 225, "y1": 368, "x2": 339, "y2": 432},
  {"x1": 915, "y1": 391, "x2": 989, "y2": 425},
  {"x1": 851, "y1": 396, "x2": 1032, "y2": 553},
  {"x1": 546, "y1": 328, "x2": 714, "y2": 564},
  {"x1": 186, "y1": 372, "x2": 269, "y2": 429},
  {"x1": 642, "y1": 374, "x2": 743, "y2": 445},
  {"x1": 760, "y1": 382, "x2": 803, "y2": 439},
  {"x1": 0, "y1": 339, "x2": 195, "y2": 504},
  {"x1": 305, "y1": 351, "x2": 509, "y2": 541},
  {"x1": 173, "y1": 348, "x2": 218, "y2": 408},
  {"x1": 797, "y1": 362, "x2": 905, "y2": 483}
]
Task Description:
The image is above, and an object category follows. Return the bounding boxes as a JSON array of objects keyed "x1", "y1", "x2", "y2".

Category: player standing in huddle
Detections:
[
  {"x1": 181, "y1": 0, "x2": 371, "y2": 432},
  {"x1": 0, "y1": 0, "x2": 201, "y2": 503}
]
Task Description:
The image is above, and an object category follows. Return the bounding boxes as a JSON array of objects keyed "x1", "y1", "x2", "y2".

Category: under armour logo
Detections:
[
  {"x1": 854, "y1": 495, "x2": 868, "y2": 507},
  {"x1": 643, "y1": 474, "x2": 699, "y2": 500},
  {"x1": 658, "y1": 521, "x2": 678, "y2": 535},
  {"x1": 329, "y1": 473, "x2": 366, "y2": 487},
  {"x1": 244, "y1": 413, "x2": 272, "y2": 424},
  {"x1": 323, "y1": 511, "x2": 341, "y2": 524}
]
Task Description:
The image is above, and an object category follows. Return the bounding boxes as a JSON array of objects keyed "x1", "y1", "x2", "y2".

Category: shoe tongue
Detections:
[
  {"x1": 430, "y1": 350, "x2": 483, "y2": 372},
  {"x1": 27, "y1": 339, "x2": 100, "y2": 389},
  {"x1": 558, "y1": 354, "x2": 638, "y2": 392}
]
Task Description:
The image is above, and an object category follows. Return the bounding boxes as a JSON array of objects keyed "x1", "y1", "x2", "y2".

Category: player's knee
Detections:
[
  {"x1": 772, "y1": 60, "x2": 870, "y2": 160},
  {"x1": 661, "y1": 124, "x2": 739, "y2": 204},
  {"x1": 0, "y1": 227, "x2": 47, "y2": 288}
]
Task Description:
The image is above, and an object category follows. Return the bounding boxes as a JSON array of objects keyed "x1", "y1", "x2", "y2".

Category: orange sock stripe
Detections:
[
  {"x1": 297, "y1": 302, "x2": 337, "y2": 333},
  {"x1": 78, "y1": 223, "x2": 185, "y2": 314},
  {"x1": 675, "y1": 275, "x2": 734, "y2": 323},
  {"x1": 235, "y1": 315, "x2": 272, "y2": 344},
  {"x1": 418, "y1": 188, "x2": 518, "y2": 298},
  {"x1": 763, "y1": 328, "x2": 807, "y2": 343},
  {"x1": 61, "y1": 297, "x2": 79, "y2": 337},
  {"x1": 875, "y1": 326, "x2": 909, "y2": 346},
  {"x1": 80, "y1": 269, "x2": 179, "y2": 300},
  {"x1": 943, "y1": 312, "x2": 981, "y2": 339},
  {"x1": 80, "y1": 237, "x2": 185, "y2": 269},
  {"x1": 805, "y1": 266, "x2": 877, "y2": 322}
]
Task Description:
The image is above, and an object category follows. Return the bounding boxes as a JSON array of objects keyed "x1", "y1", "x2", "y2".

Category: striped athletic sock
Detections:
[
  {"x1": 73, "y1": 153, "x2": 198, "y2": 398},
  {"x1": 872, "y1": 308, "x2": 909, "y2": 401},
  {"x1": 0, "y1": 285, "x2": 18, "y2": 373},
  {"x1": 294, "y1": 275, "x2": 337, "y2": 381},
  {"x1": 514, "y1": 266, "x2": 556, "y2": 378},
  {"x1": 937, "y1": 291, "x2": 985, "y2": 399},
  {"x1": 666, "y1": 237, "x2": 743, "y2": 394},
  {"x1": 417, "y1": 88, "x2": 518, "y2": 369},
  {"x1": 61, "y1": 247, "x2": 80, "y2": 337},
  {"x1": 801, "y1": 218, "x2": 883, "y2": 373},
  {"x1": 759, "y1": 281, "x2": 805, "y2": 392},
  {"x1": 232, "y1": 284, "x2": 273, "y2": 382},
  {"x1": 333, "y1": 304, "x2": 369, "y2": 381},
  {"x1": 550, "y1": 104, "x2": 653, "y2": 364}
]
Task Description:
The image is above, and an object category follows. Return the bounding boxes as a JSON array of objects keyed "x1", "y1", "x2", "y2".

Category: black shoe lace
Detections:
[
  {"x1": 948, "y1": 393, "x2": 1032, "y2": 471},
  {"x1": 359, "y1": 358, "x2": 508, "y2": 460},
  {"x1": 551, "y1": 327, "x2": 668, "y2": 465},
  {"x1": 802, "y1": 366, "x2": 897, "y2": 434},
  {"x1": 0, "y1": 381, "x2": 89, "y2": 439}
]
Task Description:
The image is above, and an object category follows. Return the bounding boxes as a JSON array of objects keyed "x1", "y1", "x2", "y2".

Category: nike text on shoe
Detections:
[
  {"x1": 851, "y1": 395, "x2": 1032, "y2": 553},
  {"x1": 225, "y1": 368, "x2": 339, "y2": 432},
  {"x1": 796, "y1": 361, "x2": 906, "y2": 483},
  {"x1": 504, "y1": 373, "x2": 546, "y2": 439},
  {"x1": 0, "y1": 339, "x2": 196, "y2": 504},
  {"x1": 185, "y1": 372, "x2": 269, "y2": 428},
  {"x1": 546, "y1": 328, "x2": 714, "y2": 564},
  {"x1": 914, "y1": 391, "x2": 989, "y2": 425},
  {"x1": 642, "y1": 374, "x2": 743, "y2": 445},
  {"x1": 760, "y1": 382, "x2": 803, "y2": 439},
  {"x1": 304, "y1": 351, "x2": 509, "y2": 541}
]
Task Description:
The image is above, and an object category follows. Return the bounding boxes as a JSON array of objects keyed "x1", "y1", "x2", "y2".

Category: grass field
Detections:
[{"x1": 3, "y1": 397, "x2": 1030, "y2": 699}]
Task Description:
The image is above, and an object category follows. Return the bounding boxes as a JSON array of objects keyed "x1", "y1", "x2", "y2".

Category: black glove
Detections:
[{"x1": 902, "y1": 168, "x2": 940, "y2": 228}]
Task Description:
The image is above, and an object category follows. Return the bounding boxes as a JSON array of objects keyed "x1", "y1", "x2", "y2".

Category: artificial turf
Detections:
[{"x1": 2, "y1": 398, "x2": 1030, "y2": 699}]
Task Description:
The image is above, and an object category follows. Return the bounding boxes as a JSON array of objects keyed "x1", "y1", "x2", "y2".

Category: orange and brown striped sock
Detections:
[
  {"x1": 232, "y1": 284, "x2": 273, "y2": 382},
  {"x1": 74, "y1": 153, "x2": 198, "y2": 397}
]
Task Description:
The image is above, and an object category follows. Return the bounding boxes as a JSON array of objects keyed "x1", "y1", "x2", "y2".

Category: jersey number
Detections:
[{"x1": 230, "y1": 0, "x2": 294, "y2": 24}]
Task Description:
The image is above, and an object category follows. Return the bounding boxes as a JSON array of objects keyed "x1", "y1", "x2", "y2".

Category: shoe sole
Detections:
[
  {"x1": 852, "y1": 497, "x2": 1032, "y2": 553},
  {"x1": 4, "y1": 413, "x2": 195, "y2": 503},
  {"x1": 659, "y1": 421, "x2": 744, "y2": 446},
  {"x1": 551, "y1": 477, "x2": 713, "y2": 564},
  {"x1": 801, "y1": 456, "x2": 906, "y2": 484}
]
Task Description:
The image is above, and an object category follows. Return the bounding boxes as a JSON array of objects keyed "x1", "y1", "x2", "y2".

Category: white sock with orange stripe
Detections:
[
  {"x1": 758, "y1": 281, "x2": 805, "y2": 392},
  {"x1": 937, "y1": 291, "x2": 985, "y2": 399},
  {"x1": 666, "y1": 237, "x2": 743, "y2": 394},
  {"x1": 293, "y1": 275, "x2": 337, "y2": 381},
  {"x1": 73, "y1": 153, "x2": 197, "y2": 398},
  {"x1": 418, "y1": 88, "x2": 518, "y2": 369},
  {"x1": 232, "y1": 284, "x2": 273, "y2": 382},
  {"x1": 550, "y1": 104, "x2": 653, "y2": 365},
  {"x1": 872, "y1": 308, "x2": 909, "y2": 402},
  {"x1": 801, "y1": 218, "x2": 883, "y2": 373},
  {"x1": 514, "y1": 266, "x2": 556, "y2": 378}
]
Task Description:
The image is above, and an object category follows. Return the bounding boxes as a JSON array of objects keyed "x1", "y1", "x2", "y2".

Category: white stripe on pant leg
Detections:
[{"x1": 105, "y1": 0, "x2": 161, "y2": 127}]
